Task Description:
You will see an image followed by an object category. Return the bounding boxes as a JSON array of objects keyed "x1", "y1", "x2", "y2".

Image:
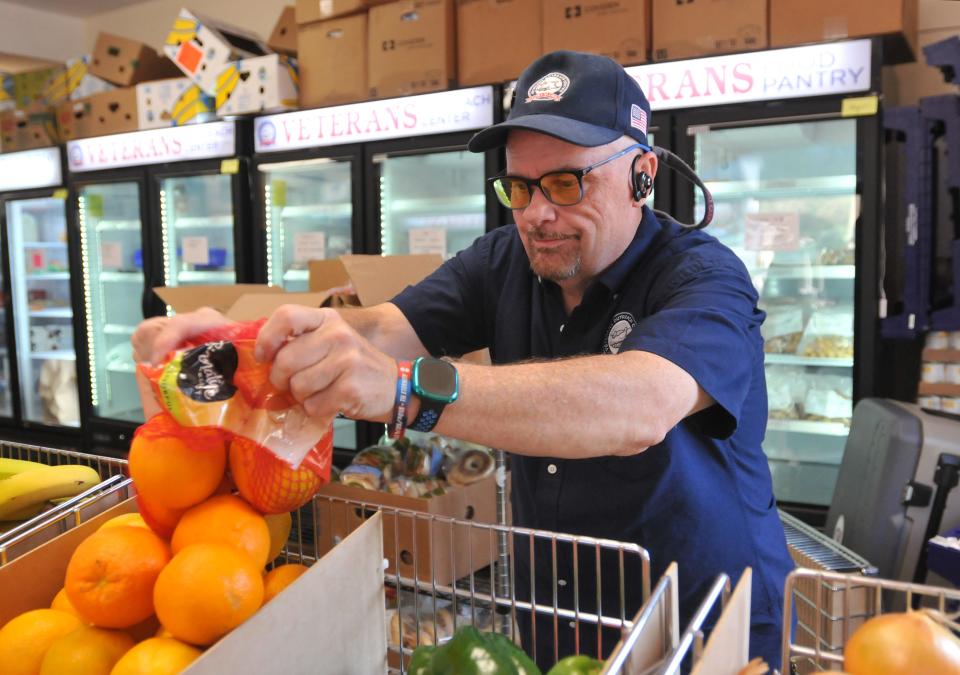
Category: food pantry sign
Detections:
[
  {"x1": 66, "y1": 121, "x2": 236, "y2": 172},
  {"x1": 626, "y1": 39, "x2": 872, "y2": 111},
  {"x1": 255, "y1": 86, "x2": 495, "y2": 153}
]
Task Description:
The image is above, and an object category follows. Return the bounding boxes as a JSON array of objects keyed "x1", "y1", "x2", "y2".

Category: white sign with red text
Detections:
[
  {"x1": 0, "y1": 147, "x2": 62, "y2": 191},
  {"x1": 66, "y1": 121, "x2": 236, "y2": 172},
  {"x1": 255, "y1": 86, "x2": 495, "y2": 153},
  {"x1": 627, "y1": 40, "x2": 871, "y2": 111}
]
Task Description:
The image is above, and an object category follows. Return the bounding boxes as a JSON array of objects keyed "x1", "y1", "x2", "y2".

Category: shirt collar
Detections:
[{"x1": 594, "y1": 206, "x2": 663, "y2": 295}]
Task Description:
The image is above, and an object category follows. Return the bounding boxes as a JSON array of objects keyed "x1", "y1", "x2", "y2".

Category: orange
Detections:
[
  {"x1": 65, "y1": 525, "x2": 171, "y2": 628},
  {"x1": 98, "y1": 513, "x2": 148, "y2": 531},
  {"x1": 230, "y1": 436, "x2": 323, "y2": 514},
  {"x1": 263, "y1": 563, "x2": 309, "y2": 603},
  {"x1": 155, "y1": 625, "x2": 174, "y2": 638},
  {"x1": 109, "y1": 637, "x2": 202, "y2": 675},
  {"x1": 39, "y1": 625, "x2": 134, "y2": 675},
  {"x1": 0, "y1": 609, "x2": 83, "y2": 675},
  {"x1": 51, "y1": 587, "x2": 87, "y2": 621},
  {"x1": 264, "y1": 511, "x2": 292, "y2": 562},
  {"x1": 128, "y1": 413, "x2": 227, "y2": 511},
  {"x1": 136, "y1": 495, "x2": 185, "y2": 539},
  {"x1": 154, "y1": 543, "x2": 264, "y2": 646},
  {"x1": 171, "y1": 494, "x2": 271, "y2": 568}
]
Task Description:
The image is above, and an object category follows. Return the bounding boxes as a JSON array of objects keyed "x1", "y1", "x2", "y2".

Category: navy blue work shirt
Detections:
[{"x1": 392, "y1": 206, "x2": 795, "y2": 668}]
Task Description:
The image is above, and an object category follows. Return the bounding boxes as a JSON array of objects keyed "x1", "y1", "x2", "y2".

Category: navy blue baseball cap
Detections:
[{"x1": 468, "y1": 50, "x2": 652, "y2": 152}]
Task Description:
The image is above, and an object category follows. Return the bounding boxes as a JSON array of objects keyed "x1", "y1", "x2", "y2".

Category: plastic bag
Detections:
[
  {"x1": 797, "y1": 307, "x2": 854, "y2": 358},
  {"x1": 762, "y1": 306, "x2": 805, "y2": 355},
  {"x1": 138, "y1": 319, "x2": 333, "y2": 475}
]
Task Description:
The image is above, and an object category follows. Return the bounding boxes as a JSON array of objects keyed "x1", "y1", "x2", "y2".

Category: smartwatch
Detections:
[{"x1": 408, "y1": 357, "x2": 459, "y2": 432}]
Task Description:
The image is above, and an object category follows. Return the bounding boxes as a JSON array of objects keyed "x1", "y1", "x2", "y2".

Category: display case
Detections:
[
  {"x1": 77, "y1": 182, "x2": 146, "y2": 425},
  {"x1": 6, "y1": 196, "x2": 79, "y2": 428}
]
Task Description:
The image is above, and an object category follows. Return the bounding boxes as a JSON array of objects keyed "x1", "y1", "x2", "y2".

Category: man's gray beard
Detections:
[{"x1": 532, "y1": 256, "x2": 581, "y2": 282}]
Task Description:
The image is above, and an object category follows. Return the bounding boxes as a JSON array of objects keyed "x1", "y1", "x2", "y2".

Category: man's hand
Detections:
[
  {"x1": 255, "y1": 305, "x2": 398, "y2": 423},
  {"x1": 131, "y1": 307, "x2": 231, "y2": 365}
]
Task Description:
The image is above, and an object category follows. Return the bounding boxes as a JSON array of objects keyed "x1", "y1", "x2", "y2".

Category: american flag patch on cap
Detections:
[{"x1": 630, "y1": 104, "x2": 647, "y2": 134}]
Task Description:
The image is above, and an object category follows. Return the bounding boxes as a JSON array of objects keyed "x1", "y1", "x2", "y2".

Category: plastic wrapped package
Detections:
[
  {"x1": 766, "y1": 366, "x2": 806, "y2": 420},
  {"x1": 802, "y1": 373, "x2": 853, "y2": 424},
  {"x1": 797, "y1": 307, "x2": 854, "y2": 358},
  {"x1": 762, "y1": 305, "x2": 806, "y2": 354}
]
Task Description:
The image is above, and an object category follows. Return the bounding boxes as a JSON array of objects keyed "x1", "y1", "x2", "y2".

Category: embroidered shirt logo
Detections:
[
  {"x1": 603, "y1": 312, "x2": 637, "y2": 354},
  {"x1": 526, "y1": 72, "x2": 570, "y2": 103}
]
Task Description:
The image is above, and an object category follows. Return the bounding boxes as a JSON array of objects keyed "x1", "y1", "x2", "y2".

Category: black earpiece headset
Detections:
[
  {"x1": 630, "y1": 155, "x2": 654, "y2": 201},
  {"x1": 629, "y1": 146, "x2": 715, "y2": 230}
]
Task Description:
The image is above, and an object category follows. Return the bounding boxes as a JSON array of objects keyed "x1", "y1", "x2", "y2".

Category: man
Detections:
[{"x1": 134, "y1": 51, "x2": 794, "y2": 669}]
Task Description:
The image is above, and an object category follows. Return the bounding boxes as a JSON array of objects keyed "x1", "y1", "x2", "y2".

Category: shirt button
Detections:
[
  {"x1": 547, "y1": 463, "x2": 558, "y2": 475},
  {"x1": 559, "y1": 324, "x2": 565, "y2": 333},
  {"x1": 558, "y1": 579, "x2": 567, "y2": 587}
]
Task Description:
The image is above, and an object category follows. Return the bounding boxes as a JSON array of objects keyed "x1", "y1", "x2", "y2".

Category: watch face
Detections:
[{"x1": 416, "y1": 359, "x2": 458, "y2": 402}]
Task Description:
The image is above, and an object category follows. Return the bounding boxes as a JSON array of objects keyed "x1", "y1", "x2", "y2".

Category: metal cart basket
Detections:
[{"x1": 0, "y1": 440, "x2": 132, "y2": 566}]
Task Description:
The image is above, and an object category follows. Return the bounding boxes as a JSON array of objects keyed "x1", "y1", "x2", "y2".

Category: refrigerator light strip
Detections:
[
  {"x1": 264, "y1": 183, "x2": 274, "y2": 286},
  {"x1": 77, "y1": 196, "x2": 98, "y2": 408},
  {"x1": 379, "y1": 175, "x2": 389, "y2": 255},
  {"x1": 159, "y1": 189, "x2": 172, "y2": 314}
]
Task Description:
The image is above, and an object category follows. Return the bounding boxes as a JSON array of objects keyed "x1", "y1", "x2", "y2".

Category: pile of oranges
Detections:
[{"x1": 0, "y1": 412, "x2": 320, "y2": 675}]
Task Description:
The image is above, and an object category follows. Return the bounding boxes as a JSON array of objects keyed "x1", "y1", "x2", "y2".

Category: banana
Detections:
[
  {"x1": 0, "y1": 457, "x2": 49, "y2": 480},
  {"x1": 0, "y1": 465, "x2": 101, "y2": 521}
]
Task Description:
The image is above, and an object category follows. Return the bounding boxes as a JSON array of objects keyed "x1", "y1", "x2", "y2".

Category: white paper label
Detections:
[
  {"x1": 100, "y1": 241, "x2": 123, "y2": 269},
  {"x1": 763, "y1": 307, "x2": 804, "y2": 338},
  {"x1": 804, "y1": 389, "x2": 851, "y2": 418},
  {"x1": 182, "y1": 236, "x2": 209, "y2": 265},
  {"x1": 807, "y1": 309, "x2": 854, "y2": 338},
  {"x1": 745, "y1": 213, "x2": 800, "y2": 251},
  {"x1": 408, "y1": 228, "x2": 447, "y2": 257},
  {"x1": 294, "y1": 231, "x2": 327, "y2": 263}
]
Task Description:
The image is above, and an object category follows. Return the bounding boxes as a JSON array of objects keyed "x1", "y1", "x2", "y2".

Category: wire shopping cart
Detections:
[
  {"x1": 781, "y1": 568, "x2": 960, "y2": 673},
  {"x1": 0, "y1": 439, "x2": 132, "y2": 566}
]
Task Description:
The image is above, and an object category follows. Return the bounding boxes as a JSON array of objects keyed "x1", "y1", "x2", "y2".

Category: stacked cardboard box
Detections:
[{"x1": 652, "y1": 0, "x2": 767, "y2": 62}]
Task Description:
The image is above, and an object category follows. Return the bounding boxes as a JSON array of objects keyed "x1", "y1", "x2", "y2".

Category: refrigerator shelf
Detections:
[
  {"x1": 99, "y1": 271, "x2": 143, "y2": 282},
  {"x1": 107, "y1": 362, "x2": 136, "y2": 373},
  {"x1": 283, "y1": 269, "x2": 310, "y2": 281},
  {"x1": 750, "y1": 265, "x2": 856, "y2": 280},
  {"x1": 172, "y1": 215, "x2": 234, "y2": 229},
  {"x1": 767, "y1": 419, "x2": 850, "y2": 437},
  {"x1": 25, "y1": 272, "x2": 69, "y2": 280},
  {"x1": 103, "y1": 324, "x2": 136, "y2": 335},
  {"x1": 280, "y1": 204, "x2": 352, "y2": 218},
  {"x1": 177, "y1": 270, "x2": 235, "y2": 282},
  {"x1": 31, "y1": 350, "x2": 76, "y2": 361},
  {"x1": 22, "y1": 241, "x2": 67, "y2": 249},
  {"x1": 95, "y1": 220, "x2": 141, "y2": 231},
  {"x1": 29, "y1": 307, "x2": 73, "y2": 318},
  {"x1": 764, "y1": 354, "x2": 854, "y2": 368},
  {"x1": 704, "y1": 174, "x2": 857, "y2": 199},
  {"x1": 387, "y1": 195, "x2": 486, "y2": 214}
]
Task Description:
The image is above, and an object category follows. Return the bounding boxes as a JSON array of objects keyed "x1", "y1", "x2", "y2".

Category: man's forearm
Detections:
[{"x1": 429, "y1": 351, "x2": 711, "y2": 459}]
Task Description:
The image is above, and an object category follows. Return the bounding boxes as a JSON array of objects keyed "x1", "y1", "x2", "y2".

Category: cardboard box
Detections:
[
  {"x1": 309, "y1": 254, "x2": 443, "y2": 306},
  {"x1": 457, "y1": 0, "x2": 541, "y2": 86},
  {"x1": 164, "y1": 8, "x2": 272, "y2": 97},
  {"x1": 770, "y1": 0, "x2": 919, "y2": 64},
  {"x1": 295, "y1": 0, "x2": 393, "y2": 23},
  {"x1": 368, "y1": 0, "x2": 457, "y2": 99},
  {"x1": 268, "y1": 5, "x2": 298, "y2": 55},
  {"x1": 60, "y1": 88, "x2": 141, "y2": 140},
  {"x1": 43, "y1": 56, "x2": 115, "y2": 107},
  {"x1": 316, "y1": 471, "x2": 500, "y2": 585},
  {"x1": 298, "y1": 14, "x2": 368, "y2": 108},
  {"x1": 136, "y1": 76, "x2": 215, "y2": 129},
  {"x1": 8, "y1": 66, "x2": 64, "y2": 108},
  {"x1": 0, "y1": 104, "x2": 58, "y2": 153},
  {"x1": 0, "y1": 498, "x2": 388, "y2": 674},
  {"x1": 215, "y1": 54, "x2": 299, "y2": 116},
  {"x1": 652, "y1": 0, "x2": 767, "y2": 62},
  {"x1": 89, "y1": 32, "x2": 182, "y2": 87},
  {"x1": 542, "y1": 0, "x2": 648, "y2": 66},
  {"x1": 0, "y1": 76, "x2": 13, "y2": 112}
]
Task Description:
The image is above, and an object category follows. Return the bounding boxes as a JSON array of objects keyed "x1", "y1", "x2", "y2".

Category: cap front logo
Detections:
[{"x1": 526, "y1": 72, "x2": 570, "y2": 103}]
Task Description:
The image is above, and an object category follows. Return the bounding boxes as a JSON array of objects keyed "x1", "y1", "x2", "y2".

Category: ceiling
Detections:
[{"x1": 1, "y1": 0, "x2": 147, "y2": 17}]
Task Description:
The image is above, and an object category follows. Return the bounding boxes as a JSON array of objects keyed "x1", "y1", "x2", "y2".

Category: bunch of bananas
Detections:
[{"x1": 0, "y1": 458, "x2": 102, "y2": 522}]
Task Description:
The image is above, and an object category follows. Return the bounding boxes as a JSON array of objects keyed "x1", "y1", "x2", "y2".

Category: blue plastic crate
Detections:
[{"x1": 928, "y1": 527, "x2": 960, "y2": 587}]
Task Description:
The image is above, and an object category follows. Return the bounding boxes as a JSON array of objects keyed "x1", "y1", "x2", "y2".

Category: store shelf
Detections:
[
  {"x1": 767, "y1": 419, "x2": 850, "y2": 436},
  {"x1": 749, "y1": 265, "x2": 856, "y2": 280},
  {"x1": 31, "y1": 350, "x2": 76, "y2": 361},
  {"x1": 103, "y1": 324, "x2": 136, "y2": 336},
  {"x1": 282, "y1": 269, "x2": 310, "y2": 282},
  {"x1": 106, "y1": 361, "x2": 136, "y2": 373},
  {"x1": 99, "y1": 271, "x2": 143, "y2": 282},
  {"x1": 25, "y1": 272, "x2": 69, "y2": 281},
  {"x1": 95, "y1": 220, "x2": 141, "y2": 232},
  {"x1": 173, "y1": 215, "x2": 234, "y2": 229},
  {"x1": 279, "y1": 204, "x2": 352, "y2": 218},
  {"x1": 764, "y1": 354, "x2": 853, "y2": 368},
  {"x1": 29, "y1": 307, "x2": 73, "y2": 318},
  {"x1": 918, "y1": 382, "x2": 960, "y2": 397},
  {"x1": 704, "y1": 174, "x2": 857, "y2": 200},
  {"x1": 177, "y1": 270, "x2": 235, "y2": 283},
  {"x1": 384, "y1": 195, "x2": 486, "y2": 215},
  {"x1": 922, "y1": 348, "x2": 960, "y2": 363},
  {"x1": 22, "y1": 241, "x2": 67, "y2": 249}
]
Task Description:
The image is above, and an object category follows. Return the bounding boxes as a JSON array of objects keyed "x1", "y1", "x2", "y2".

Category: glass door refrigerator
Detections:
[
  {"x1": 252, "y1": 86, "x2": 500, "y2": 459},
  {"x1": 648, "y1": 39, "x2": 883, "y2": 510},
  {"x1": 0, "y1": 147, "x2": 84, "y2": 445},
  {"x1": 65, "y1": 120, "x2": 251, "y2": 450}
]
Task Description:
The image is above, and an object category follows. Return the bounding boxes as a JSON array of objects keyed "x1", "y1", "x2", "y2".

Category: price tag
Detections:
[
  {"x1": 408, "y1": 227, "x2": 447, "y2": 257},
  {"x1": 52, "y1": 188, "x2": 68, "y2": 200},
  {"x1": 841, "y1": 95, "x2": 878, "y2": 118},
  {"x1": 294, "y1": 231, "x2": 326, "y2": 263},
  {"x1": 744, "y1": 213, "x2": 799, "y2": 251},
  {"x1": 182, "y1": 236, "x2": 210, "y2": 265},
  {"x1": 100, "y1": 241, "x2": 123, "y2": 269},
  {"x1": 220, "y1": 158, "x2": 240, "y2": 174},
  {"x1": 271, "y1": 180, "x2": 287, "y2": 208},
  {"x1": 85, "y1": 194, "x2": 104, "y2": 219}
]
